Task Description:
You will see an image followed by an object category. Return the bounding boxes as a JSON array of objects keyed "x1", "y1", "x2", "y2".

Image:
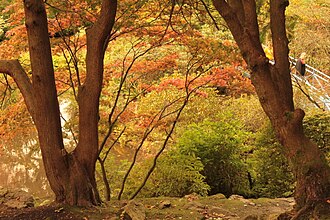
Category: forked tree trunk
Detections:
[
  {"x1": 0, "y1": 0, "x2": 116, "y2": 206},
  {"x1": 212, "y1": 0, "x2": 330, "y2": 217},
  {"x1": 22, "y1": 0, "x2": 102, "y2": 206}
]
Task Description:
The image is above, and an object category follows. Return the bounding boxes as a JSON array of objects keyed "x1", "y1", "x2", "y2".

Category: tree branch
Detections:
[
  {"x1": 0, "y1": 60, "x2": 35, "y2": 119},
  {"x1": 228, "y1": 0, "x2": 245, "y2": 24},
  {"x1": 270, "y1": 0, "x2": 293, "y2": 108},
  {"x1": 200, "y1": 0, "x2": 220, "y2": 30},
  {"x1": 242, "y1": 0, "x2": 264, "y2": 52},
  {"x1": 86, "y1": 0, "x2": 117, "y2": 58},
  {"x1": 84, "y1": 0, "x2": 117, "y2": 88},
  {"x1": 76, "y1": 0, "x2": 117, "y2": 177},
  {"x1": 270, "y1": 0, "x2": 290, "y2": 74}
]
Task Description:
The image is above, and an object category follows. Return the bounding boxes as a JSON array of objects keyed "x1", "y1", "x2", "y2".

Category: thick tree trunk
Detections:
[
  {"x1": 212, "y1": 0, "x2": 330, "y2": 216},
  {"x1": 0, "y1": 66, "x2": 102, "y2": 206},
  {"x1": 22, "y1": 0, "x2": 102, "y2": 206},
  {"x1": 75, "y1": 0, "x2": 117, "y2": 202},
  {"x1": 279, "y1": 122, "x2": 330, "y2": 210},
  {"x1": 255, "y1": 66, "x2": 330, "y2": 215},
  {"x1": 20, "y1": 0, "x2": 117, "y2": 206}
]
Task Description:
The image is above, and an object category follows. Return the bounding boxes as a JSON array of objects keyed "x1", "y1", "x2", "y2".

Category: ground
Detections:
[{"x1": 0, "y1": 195, "x2": 296, "y2": 220}]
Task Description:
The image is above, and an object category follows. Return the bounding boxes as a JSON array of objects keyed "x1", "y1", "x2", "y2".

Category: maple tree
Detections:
[
  {"x1": 0, "y1": 0, "x2": 217, "y2": 203},
  {"x1": 95, "y1": 31, "x2": 249, "y2": 200}
]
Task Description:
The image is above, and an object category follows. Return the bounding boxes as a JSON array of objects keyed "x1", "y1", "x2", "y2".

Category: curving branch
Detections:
[
  {"x1": 0, "y1": 60, "x2": 35, "y2": 119},
  {"x1": 200, "y1": 0, "x2": 220, "y2": 30},
  {"x1": 86, "y1": 0, "x2": 117, "y2": 61}
]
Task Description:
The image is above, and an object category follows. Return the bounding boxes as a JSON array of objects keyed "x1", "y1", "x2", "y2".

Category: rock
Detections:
[
  {"x1": 121, "y1": 200, "x2": 146, "y2": 220},
  {"x1": 183, "y1": 201, "x2": 205, "y2": 210},
  {"x1": 277, "y1": 197, "x2": 296, "y2": 206},
  {"x1": 0, "y1": 188, "x2": 34, "y2": 209},
  {"x1": 244, "y1": 214, "x2": 272, "y2": 220},
  {"x1": 184, "y1": 193, "x2": 199, "y2": 201},
  {"x1": 208, "y1": 193, "x2": 226, "y2": 200},
  {"x1": 229, "y1": 194, "x2": 256, "y2": 207},
  {"x1": 244, "y1": 214, "x2": 259, "y2": 220},
  {"x1": 229, "y1": 195, "x2": 245, "y2": 200},
  {"x1": 159, "y1": 200, "x2": 171, "y2": 209},
  {"x1": 209, "y1": 206, "x2": 237, "y2": 217}
]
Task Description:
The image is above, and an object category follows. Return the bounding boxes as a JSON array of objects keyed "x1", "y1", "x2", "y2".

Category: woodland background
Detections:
[{"x1": 0, "y1": 0, "x2": 329, "y2": 204}]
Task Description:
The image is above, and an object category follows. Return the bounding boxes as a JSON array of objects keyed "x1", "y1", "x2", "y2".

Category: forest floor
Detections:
[{"x1": 0, "y1": 194, "x2": 296, "y2": 220}]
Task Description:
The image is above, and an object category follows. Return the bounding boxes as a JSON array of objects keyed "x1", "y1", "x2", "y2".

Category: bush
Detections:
[
  {"x1": 96, "y1": 151, "x2": 210, "y2": 199},
  {"x1": 248, "y1": 112, "x2": 330, "y2": 198},
  {"x1": 250, "y1": 124, "x2": 295, "y2": 198},
  {"x1": 303, "y1": 112, "x2": 330, "y2": 161},
  {"x1": 139, "y1": 151, "x2": 210, "y2": 197},
  {"x1": 175, "y1": 117, "x2": 251, "y2": 197}
]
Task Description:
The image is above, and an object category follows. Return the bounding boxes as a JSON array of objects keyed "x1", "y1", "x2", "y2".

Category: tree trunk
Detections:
[
  {"x1": 211, "y1": 0, "x2": 330, "y2": 216},
  {"x1": 22, "y1": 0, "x2": 102, "y2": 206},
  {"x1": 255, "y1": 66, "x2": 330, "y2": 214},
  {"x1": 23, "y1": 0, "x2": 116, "y2": 205},
  {"x1": 4, "y1": 0, "x2": 117, "y2": 206}
]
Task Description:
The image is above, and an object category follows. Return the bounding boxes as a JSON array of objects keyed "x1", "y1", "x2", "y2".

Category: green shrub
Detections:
[
  {"x1": 303, "y1": 112, "x2": 330, "y2": 161},
  {"x1": 248, "y1": 112, "x2": 330, "y2": 198},
  {"x1": 138, "y1": 151, "x2": 210, "y2": 197},
  {"x1": 96, "y1": 151, "x2": 210, "y2": 199},
  {"x1": 250, "y1": 124, "x2": 295, "y2": 198},
  {"x1": 176, "y1": 117, "x2": 251, "y2": 196}
]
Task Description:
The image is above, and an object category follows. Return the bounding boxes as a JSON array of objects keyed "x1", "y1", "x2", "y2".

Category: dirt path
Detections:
[{"x1": 0, "y1": 194, "x2": 295, "y2": 220}]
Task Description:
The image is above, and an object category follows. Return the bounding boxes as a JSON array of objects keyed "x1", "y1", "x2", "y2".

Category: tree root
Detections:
[
  {"x1": 282, "y1": 201, "x2": 330, "y2": 220},
  {"x1": 291, "y1": 203, "x2": 314, "y2": 220}
]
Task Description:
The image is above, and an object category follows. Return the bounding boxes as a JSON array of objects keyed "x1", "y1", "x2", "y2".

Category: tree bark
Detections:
[
  {"x1": 23, "y1": 0, "x2": 73, "y2": 203},
  {"x1": 75, "y1": 0, "x2": 117, "y2": 196},
  {"x1": 212, "y1": 0, "x2": 330, "y2": 216},
  {"x1": 0, "y1": 0, "x2": 116, "y2": 206}
]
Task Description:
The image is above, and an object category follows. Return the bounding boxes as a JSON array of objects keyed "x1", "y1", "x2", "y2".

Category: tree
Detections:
[
  {"x1": 210, "y1": 0, "x2": 330, "y2": 218},
  {"x1": 0, "y1": 0, "x2": 117, "y2": 206}
]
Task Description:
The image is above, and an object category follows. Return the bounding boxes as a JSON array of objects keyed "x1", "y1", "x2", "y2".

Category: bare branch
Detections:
[
  {"x1": 200, "y1": 0, "x2": 220, "y2": 30},
  {"x1": 60, "y1": 113, "x2": 78, "y2": 146},
  {"x1": 118, "y1": 98, "x2": 176, "y2": 200},
  {"x1": 129, "y1": 88, "x2": 191, "y2": 200},
  {"x1": 55, "y1": 14, "x2": 82, "y2": 88},
  {"x1": 101, "y1": 126, "x2": 126, "y2": 163},
  {"x1": 0, "y1": 74, "x2": 14, "y2": 108},
  {"x1": 129, "y1": 53, "x2": 214, "y2": 200},
  {"x1": 292, "y1": 78, "x2": 323, "y2": 110},
  {"x1": 59, "y1": 46, "x2": 78, "y2": 101}
]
